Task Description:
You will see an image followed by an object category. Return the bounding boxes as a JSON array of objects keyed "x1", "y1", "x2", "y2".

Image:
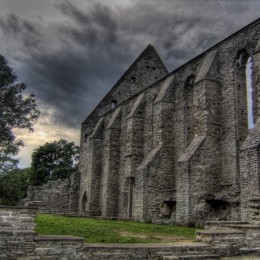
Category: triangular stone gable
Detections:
[{"x1": 83, "y1": 45, "x2": 168, "y2": 125}]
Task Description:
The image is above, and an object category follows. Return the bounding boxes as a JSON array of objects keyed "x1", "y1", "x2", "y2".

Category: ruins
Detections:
[
  {"x1": 21, "y1": 18, "x2": 260, "y2": 227},
  {"x1": 7, "y1": 17, "x2": 260, "y2": 260},
  {"x1": 78, "y1": 18, "x2": 260, "y2": 227}
]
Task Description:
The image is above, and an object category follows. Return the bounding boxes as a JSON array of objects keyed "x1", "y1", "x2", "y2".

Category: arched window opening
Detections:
[
  {"x1": 82, "y1": 191, "x2": 87, "y2": 213},
  {"x1": 111, "y1": 100, "x2": 117, "y2": 109},
  {"x1": 236, "y1": 50, "x2": 248, "y2": 68},
  {"x1": 84, "y1": 133, "x2": 88, "y2": 143},
  {"x1": 235, "y1": 49, "x2": 254, "y2": 146},
  {"x1": 185, "y1": 75, "x2": 195, "y2": 147},
  {"x1": 246, "y1": 56, "x2": 254, "y2": 129}
]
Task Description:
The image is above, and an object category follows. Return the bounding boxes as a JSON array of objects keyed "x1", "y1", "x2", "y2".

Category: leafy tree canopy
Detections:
[
  {"x1": 0, "y1": 168, "x2": 31, "y2": 205},
  {"x1": 31, "y1": 139, "x2": 79, "y2": 185},
  {"x1": 0, "y1": 55, "x2": 40, "y2": 173}
]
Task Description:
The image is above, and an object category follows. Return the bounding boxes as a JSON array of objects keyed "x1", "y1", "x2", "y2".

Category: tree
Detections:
[
  {"x1": 0, "y1": 168, "x2": 31, "y2": 205},
  {"x1": 0, "y1": 55, "x2": 40, "y2": 173},
  {"x1": 30, "y1": 139, "x2": 79, "y2": 185}
]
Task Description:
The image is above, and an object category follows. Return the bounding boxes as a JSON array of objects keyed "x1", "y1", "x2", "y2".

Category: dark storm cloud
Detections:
[
  {"x1": 0, "y1": 5, "x2": 131, "y2": 128},
  {"x1": 0, "y1": 0, "x2": 259, "y2": 131}
]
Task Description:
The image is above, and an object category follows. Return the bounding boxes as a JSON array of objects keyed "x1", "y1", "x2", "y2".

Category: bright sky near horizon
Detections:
[{"x1": 0, "y1": 0, "x2": 259, "y2": 168}]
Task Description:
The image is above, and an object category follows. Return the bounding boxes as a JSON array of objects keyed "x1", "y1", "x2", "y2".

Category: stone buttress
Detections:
[{"x1": 78, "y1": 19, "x2": 260, "y2": 226}]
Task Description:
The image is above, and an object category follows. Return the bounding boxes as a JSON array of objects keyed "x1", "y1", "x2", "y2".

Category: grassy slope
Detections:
[{"x1": 35, "y1": 214, "x2": 197, "y2": 243}]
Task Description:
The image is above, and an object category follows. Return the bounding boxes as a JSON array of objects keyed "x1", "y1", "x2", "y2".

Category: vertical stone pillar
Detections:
[
  {"x1": 176, "y1": 161, "x2": 190, "y2": 225},
  {"x1": 85, "y1": 118, "x2": 104, "y2": 215},
  {"x1": 240, "y1": 144, "x2": 260, "y2": 220},
  {"x1": 134, "y1": 76, "x2": 176, "y2": 222},
  {"x1": 102, "y1": 107, "x2": 122, "y2": 217},
  {"x1": 125, "y1": 93, "x2": 145, "y2": 218},
  {"x1": 176, "y1": 49, "x2": 221, "y2": 225}
]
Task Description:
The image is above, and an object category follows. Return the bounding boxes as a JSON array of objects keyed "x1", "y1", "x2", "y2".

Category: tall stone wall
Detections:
[{"x1": 79, "y1": 19, "x2": 260, "y2": 226}]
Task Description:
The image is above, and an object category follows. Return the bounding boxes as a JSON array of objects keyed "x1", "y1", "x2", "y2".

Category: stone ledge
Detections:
[
  {"x1": 0, "y1": 205, "x2": 38, "y2": 210},
  {"x1": 240, "y1": 247, "x2": 260, "y2": 254},
  {"x1": 83, "y1": 242, "x2": 210, "y2": 249},
  {"x1": 35, "y1": 235, "x2": 84, "y2": 242},
  {"x1": 228, "y1": 224, "x2": 260, "y2": 230},
  {"x1": 197, "y1": 229, "x2": 245, "y2": 235},
  {"x1": 0, "y1": 230, "x2": 36, "y2": 235},
  {"x1": 178, "y1": 254, "x2": 220, "y2": 260},
  {"x1": 206, "y1": 221, "x2": 249, "y2": 225},
  {"x1": 95, "y1": 216, "x2": 134, "y2": 221}
]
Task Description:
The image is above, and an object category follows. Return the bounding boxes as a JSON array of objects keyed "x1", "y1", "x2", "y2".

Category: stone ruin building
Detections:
[{"x1": 21, "y1": 18, "x2": 260, "y2": 227}]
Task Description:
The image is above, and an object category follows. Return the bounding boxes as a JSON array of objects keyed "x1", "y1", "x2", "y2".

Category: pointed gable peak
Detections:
[
  {"x1": 135, "y1": 44, "x2": 168, "y2": 72},
  {"x1": 143, "y1": 44, "x2": 155, "y2": 52},
  {"x1": 99, "y1": 44, "x2": 168, "y2": 105},
  {"x1": 82, "y1": 44, "x2": 168, "y2": 125}
]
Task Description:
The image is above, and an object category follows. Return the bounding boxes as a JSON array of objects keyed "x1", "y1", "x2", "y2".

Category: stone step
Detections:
[
  {"x1": 197, "y1": 228, "x2": 246, "y2": 236},
  {"x1": 245, "y1": 237, "x2": 260, "y2": 248},
  {"x1": 240, "y1": 247, "x2": 260, "y2": 254},
  {"x1": 26, "y1": 201, "x2": 46, "y2": 207},
  {"x1": 227, "y1": 224, "x2": 260, "y2": 230},
  {"x1": 18, "y1": 257, "x2": 40, "y2": 260},
  {"x1": 55, "y1": 213, "x2": 78, "y2": 218},
  {"x1": 180, "y1": 255, "x2": 220, "y2": 260},
  {"x1": 37, "y1": 209, "x2": 52, "y2": 213},
  {"x1": 196, "y1": 229, "x2": 246, "y2": 248},
  {"x1": 163, "y1": 255, "x2": 220, "y2": 260},
  {"x1": 205, "y1": 221, "x2": 249, "y2": 230}
]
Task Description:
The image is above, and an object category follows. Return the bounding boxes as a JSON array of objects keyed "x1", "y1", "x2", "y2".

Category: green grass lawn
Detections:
[{"x1": 35, "y1": 214, "x2": 197, "y2": 243}]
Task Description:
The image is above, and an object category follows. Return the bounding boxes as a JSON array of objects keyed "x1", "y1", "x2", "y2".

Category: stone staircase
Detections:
[
  {"x1": 196, "y1": 221, "x2": 260, "y2": 256},
  {"x1": 19, "y1": 200, "x2": 79, "y2": 216}
]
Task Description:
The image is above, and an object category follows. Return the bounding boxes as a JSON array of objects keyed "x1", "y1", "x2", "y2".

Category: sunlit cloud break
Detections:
[{"x1": 15, "y1": 103, "x2": 80, "y2": 168}]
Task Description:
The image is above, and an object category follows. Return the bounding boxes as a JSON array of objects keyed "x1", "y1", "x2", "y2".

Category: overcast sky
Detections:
[{"x1": 0, "y1": 0, "x2": 259, "y2": 168}]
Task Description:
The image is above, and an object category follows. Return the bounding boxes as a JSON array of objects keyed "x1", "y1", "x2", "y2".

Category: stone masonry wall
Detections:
[
  {"x1": 79, "y1": 19, "x2": 260, "y2": 226},
  {"x1": 0, "y1": 207, "x2": 259, "y2": 259},
  {"x1": 20, "y1": 172, "x2": 80, "y2": 214},
  {"x1": 0, "y1": 206, "x2": 37, "y2": 259}
]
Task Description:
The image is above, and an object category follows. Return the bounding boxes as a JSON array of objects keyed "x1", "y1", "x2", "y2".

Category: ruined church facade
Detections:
[{"x1": 78, "y1": 19, "x2": 260, "y2": 226}]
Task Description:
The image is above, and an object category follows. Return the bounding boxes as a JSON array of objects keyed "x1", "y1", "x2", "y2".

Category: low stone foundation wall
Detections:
[
  {"x1": 35, "y1": 235, "x2": 84, "y2": 259},
  {"x1": 1, "y1": 206, "x2": 260, "y2": 259},
  {"x1": 82, "y1": 243, "x2": 213, "y2": 260},
  {"x1": 0, "y1": 206, "x2": 37, "y2": 259}
]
